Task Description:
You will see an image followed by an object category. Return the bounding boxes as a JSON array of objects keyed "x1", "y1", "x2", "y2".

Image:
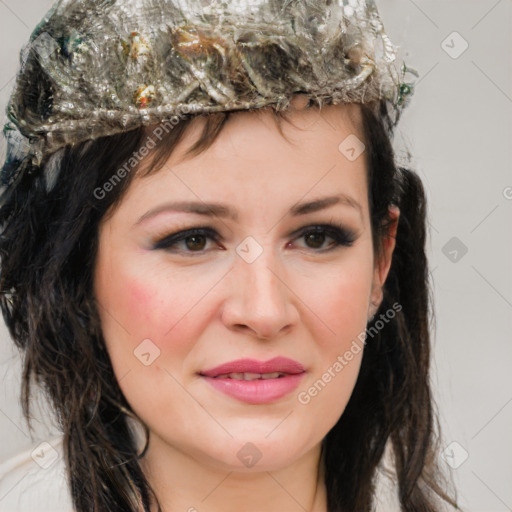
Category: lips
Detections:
[
  {"x1": 200, "y1": 357, "x2": 305, "y2": 378},
  {"x1": 199, "y1": 357, "x2": 306, "y2": 404}
]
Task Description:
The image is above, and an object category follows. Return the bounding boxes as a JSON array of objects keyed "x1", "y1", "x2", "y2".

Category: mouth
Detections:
[
  {"x1": 209, "y1": 372, "x2": 290, "y2": 380},
  {"x1": 199, "y1": 357, "x2": 306, "y2": 404}
]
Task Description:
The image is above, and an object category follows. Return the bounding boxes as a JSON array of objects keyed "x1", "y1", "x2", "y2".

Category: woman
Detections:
[{"x1": 0, "y1": 0, "x2": 459, "y2": 511}]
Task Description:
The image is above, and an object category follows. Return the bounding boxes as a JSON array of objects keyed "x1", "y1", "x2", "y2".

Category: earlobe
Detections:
[{"x1": 368, "y1": 288, "x2": 382, "y2": 321}]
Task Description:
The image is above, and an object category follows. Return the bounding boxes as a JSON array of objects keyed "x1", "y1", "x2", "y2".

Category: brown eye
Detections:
[
  {"x1": 304, "y1": 232, "x2": 327, "y2": 249},
  {"x1": 184, "y1": 235, "x2": 207, "y2": 251},
  {"x1": 152, "y1": 227, "x2": 219, "y2": 253},
  {"x1": 293, "y1": 224, "x2": 356, "y2": 252}
]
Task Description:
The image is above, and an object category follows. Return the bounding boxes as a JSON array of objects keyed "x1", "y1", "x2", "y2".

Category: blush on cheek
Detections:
[
  {"x1": 120, "y1": 279, "x2": 170, "y2": 342},
  {"x1": 126, "y1": 279, "x2": 155, "y2": 318},
  {"x1": 120, "y1": 277, "x2": 203, "y2": 353}
]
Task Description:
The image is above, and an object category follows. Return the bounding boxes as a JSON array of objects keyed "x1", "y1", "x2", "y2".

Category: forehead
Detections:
[
  {"x1": 124, "y1": 102, "x2": 369, "y2": 223},
  {"x1": 169, "y1": 102, "x2": 365, "y2": 167}
]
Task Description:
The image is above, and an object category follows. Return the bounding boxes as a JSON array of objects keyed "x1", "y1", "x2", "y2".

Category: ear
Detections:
[{"x1": 368, "y1": 205, "x2": 400, "y2": 319}]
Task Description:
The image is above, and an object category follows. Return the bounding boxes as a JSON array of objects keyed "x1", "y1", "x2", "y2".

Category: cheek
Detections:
[
  {"x1": 94, "y1": 257, "x2": 208, "y2": 415},
  {"x1": 315, "y1": 274, "x2": 369, "y2": 382},
  {"x1": 94, "y1": 252, "x2": 202, "y2": 364},
  {"x1": 309, "y1": 257, "x2": 374, "y2": 346},
  {"x1": 122, "y1": 278, "x2": 175, "y2": 338},
  {"x1": 291, "y1": 259, "x2": 372, "y2": 441}
]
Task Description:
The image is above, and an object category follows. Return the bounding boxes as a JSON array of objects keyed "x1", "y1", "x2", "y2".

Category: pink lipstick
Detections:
[{"x1": 199, "y1": 357, "x2": 306, "y2": 404}]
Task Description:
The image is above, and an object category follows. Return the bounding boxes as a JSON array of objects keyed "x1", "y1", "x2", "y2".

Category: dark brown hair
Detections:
[{"x1": 0, "y1": 99, "x2": 459, "y2": 511}]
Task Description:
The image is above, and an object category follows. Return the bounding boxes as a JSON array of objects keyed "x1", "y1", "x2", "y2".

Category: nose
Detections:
[{"x1": 221, "y1": 246, "x2": 299, "y2": 340}]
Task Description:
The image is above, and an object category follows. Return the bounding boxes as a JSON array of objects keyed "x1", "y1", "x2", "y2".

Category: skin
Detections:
[{"x1": 94, "y1": 98, "x2": 399, "y2": 512}]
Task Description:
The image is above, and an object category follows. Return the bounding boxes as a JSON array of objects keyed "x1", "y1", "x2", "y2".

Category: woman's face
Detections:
[{"x1": 94, "y1": 102, "x2": 396, "y2": 473}]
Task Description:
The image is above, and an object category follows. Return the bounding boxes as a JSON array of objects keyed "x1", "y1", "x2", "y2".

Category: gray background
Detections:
[{"x1": 0, "y1": 1, "x2": 511, "y2": 510}]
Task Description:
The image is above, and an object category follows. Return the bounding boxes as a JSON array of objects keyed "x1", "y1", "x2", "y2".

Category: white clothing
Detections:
[{"x1": 0, "y1": 435, "x2": 74, "y2": 512}]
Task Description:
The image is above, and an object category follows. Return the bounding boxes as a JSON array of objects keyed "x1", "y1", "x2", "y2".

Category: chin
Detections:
[{"x1": 191, "y1": 434, "x2": 317, "y2": 474}]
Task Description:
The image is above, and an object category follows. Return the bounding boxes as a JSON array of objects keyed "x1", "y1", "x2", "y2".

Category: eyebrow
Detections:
[{"x1": 135, "y1": 194, "x2": 362, "y2": 225}]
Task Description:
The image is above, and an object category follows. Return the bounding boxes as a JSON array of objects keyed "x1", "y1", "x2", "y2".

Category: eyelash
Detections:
[{"x1": 152, "y1": 223, "x2": 356, "y2": 255}]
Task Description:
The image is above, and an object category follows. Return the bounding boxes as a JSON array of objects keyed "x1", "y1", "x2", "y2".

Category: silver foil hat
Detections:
[{"x1": 1, "y1": 0, "x2": 418, "y2": 191}]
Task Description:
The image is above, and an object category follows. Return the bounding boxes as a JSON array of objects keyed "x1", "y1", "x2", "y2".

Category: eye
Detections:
[
  {"x1": 290, "y1": 224, "x2": 356, "y2": 252},
  {"x1": 152, "y1": 227, "x2": 219, "y2": 253},
  {"x1": 152, "y1": 223, "x2": 356, "y2": 255}
]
